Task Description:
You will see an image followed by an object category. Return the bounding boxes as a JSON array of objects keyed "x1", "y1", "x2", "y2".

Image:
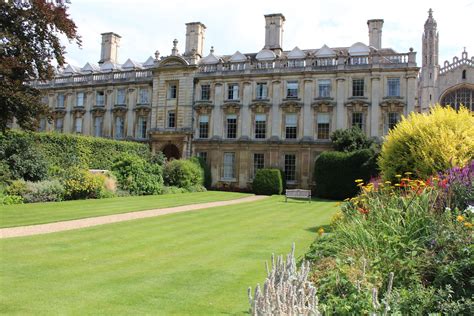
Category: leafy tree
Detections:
[
  {"x1": 330, "y1": 127, "x2": 377, "y2": 152},
  {"x1": 0, "y1": 0, "x2": 80, "y2": 131}
]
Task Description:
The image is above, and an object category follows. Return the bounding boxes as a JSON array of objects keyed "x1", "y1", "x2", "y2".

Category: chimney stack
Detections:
[
  {"x1": 99, "y1": 32, "x2": 121, "y2": 64},
  {"x1": 184, "y1": 22, "x2": 206, "y2": 57},
  {"x1": 367, "y1": 19, "x2": 384, "y2": 49},
  {"x1": 264, "y1": 13, "x2": 285, "y2": 53}
]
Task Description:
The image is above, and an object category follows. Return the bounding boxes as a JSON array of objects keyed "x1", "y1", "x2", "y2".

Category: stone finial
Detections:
[
  {"x1": 154, "y1": 50, "x2": 160, "y2": 60},
  {"x1": 210, "y1": 46, "x2": 214, "y2": 54},
  {"x1": 428, "y1": 8, "x2": 433, "y2": 18},
  {"x1": 171, "y1": 39, "x2": 179, "y2": 56}
]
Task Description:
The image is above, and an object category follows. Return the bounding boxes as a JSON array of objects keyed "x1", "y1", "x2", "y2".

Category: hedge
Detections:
[
  {"x1": 313, "y1": 149, "x2": 378, "y2": 200},
  {"x1": 252, "y1": 169, "x2": 283, "y2": 195},
  {"x1": 0, "y1": 130, "x2": 150, "y2": 172},
  {"x1": 163, "y1": 159, "x2": 204, "y2": 190}
]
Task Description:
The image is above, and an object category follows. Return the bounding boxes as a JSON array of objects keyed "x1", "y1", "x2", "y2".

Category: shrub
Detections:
[
  {"x1": 252, "y1": 169, "x2": 283, "y2": 195},
  {"x1": 0, "y1": 130, "x2": 150, "y2": 174},
  {"x1": 379, "y1": 105, "x2": 474, "y2": 181},
  {"x1": 0, "y1": 161, "x2": 12, "y2": 185},
  {"x1": 62, "y1": 168, "x2": 108, "y2": 200},
  {"x1": 331, "y1": 127, "x2": 377, "y2": 152},
  {"x1": 313, "y1": 149, "x2": 378, "y2": 200},
  {"x1": 22, "y1": 180, "x2": 65, "y2": 203},
  {"x1": 6, "y1": 180, "x2": 28, "y2": 197},
  {"x1": 112, "y1": 154, "x2": 163, "y2": 195},
  {"x1": 190, "y1": 156, "x2": 212, "y2": 188},
  {"x1": 0, "y1": 193, "x2": 23, "y2": 205},
  {"x1": 0, "y1": 131, "x2": 49, "y2": 181},
  {"x1": 163, "y1": 159, "x2": 204, "y2": 189}
]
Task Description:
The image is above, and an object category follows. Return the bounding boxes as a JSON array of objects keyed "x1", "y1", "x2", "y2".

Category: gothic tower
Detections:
[{"x1": 419, "y1": 8, "x2": 439, "y2": 110}]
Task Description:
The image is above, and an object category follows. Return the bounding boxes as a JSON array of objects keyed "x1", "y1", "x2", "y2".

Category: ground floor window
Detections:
[
  {"x1": 351, "y1": 112, "x2": 364, "y2": 131},
  {"x1": 223, "y1": 152, "x2": 235, "y2": 179},
  {"x1": 115, "y1": 116, "x2": 125, "y2": 139},
  {"x1": 94, "y1": 116, "x2": 103, "y2": 137},
  {"x1": 74, "y1": 117, "x2": 83, "y2": 134},
  {"x1": 253, "y1": 153, "x2": 265, "y2": 177},
  {"x1": 197, "y1": 151, "x2": 208, "y2": 163},
  {"x1": 384, "y1": 112, "x2": 400, "y2": 134},
  {"x1": 137, "y1": 116, "x2": 147, "y2": 139},
  {"x1": 284, "y1": 154, "x2": 296, "y2": 182}
]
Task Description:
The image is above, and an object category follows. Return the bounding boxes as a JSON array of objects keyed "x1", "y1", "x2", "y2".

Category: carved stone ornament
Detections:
[{"x1": 280, "y1": 101, "x2": 302, "y2": 112}]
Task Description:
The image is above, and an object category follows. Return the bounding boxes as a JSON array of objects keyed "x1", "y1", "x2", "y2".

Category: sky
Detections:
[{"x1": 62, "y1": 0, "x2": 474, "y2": 68}]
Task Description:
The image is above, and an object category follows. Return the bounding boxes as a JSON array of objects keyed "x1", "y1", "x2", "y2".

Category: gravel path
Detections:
[{"x1": 0, "y1": 195, "x2": 268, "y2": 239}]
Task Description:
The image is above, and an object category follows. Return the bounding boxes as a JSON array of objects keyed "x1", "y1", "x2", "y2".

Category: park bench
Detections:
[{"x1": 285, "y1": 189, "x2": 311, "y2": 202}]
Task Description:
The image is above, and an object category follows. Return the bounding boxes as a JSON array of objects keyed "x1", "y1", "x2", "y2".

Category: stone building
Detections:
[
  {"x1": 33, "y1": 13, "x2": 421, "y2": 189},
  {"x1": 418, "y1": 9, "x2": 474, "y2": 112}
]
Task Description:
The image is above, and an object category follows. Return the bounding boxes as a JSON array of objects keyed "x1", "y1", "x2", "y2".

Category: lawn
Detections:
[
  {"x1": 0, "y1": 191, "x2": 248, "y2": 228},
  {"x1": 0, "y1": 196, "x2": 337, "y2": 315}
]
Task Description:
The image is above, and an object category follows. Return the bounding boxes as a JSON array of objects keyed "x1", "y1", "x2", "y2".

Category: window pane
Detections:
[
  {"x1": 75, "y1": 117, "x2": 83, "y2": 133},
  {"x1": 199, "y1": 115, "x2": 209, "y2": 138},
  {"x1": 226, "y1": 115, "x2": 237, "y2": 139},
  {"x1": 387, "y1": 78, "x2": 400, "y2": 97},
  {"x1": 285, "y1": 114, "x2": 297, "y2": 139},
  {"x1": 256, "y1": 83, "x2": 267, "y2": 99},
  {"x1": 352, "y1": 79, "x2": 364, "y2": 97},
  {"x1": 94, "y1": 116, "x2": 103, "y2": 137},
  {"x1": 317, "y1": 113, "x2": 330, "y2": 139},
  {"x1": 168, "y1": 111, "x2": 176, "y2": 128},
  {"x1": 116, "y1": 89, "x2": 126, "y2": 105},
  {"x1": 223, "y1": 152, "x2": 235, "y2": 179},
  {"x1": 287, "y1": 81, "x2": 298, "y2": 98},
  {"x1": 201, "y1": 85, "x2": 210, "y2": 100},
  {"x1": 284, "y1": 154, "x2": 296, "y2": 181},
  {"x1": 253, "y1": 153, "x2": 264, "y2": 176},
  {"x1": 57, "y1": 94, "x2": 65, "y2": 108},
  {"x1": 352, "y1": 112, "x2": 364, "y2": 130},
  {"x1": 76, "y1": 92, "x2": 84, "y2": 107},
  {"x1": 139, "y1": 89, "x2": 149, "y2": 104},
  {"x1": 168, "y1": 84, "x2": 177, "y2": 99},
  {"x1": 318, "y1": 80, "x2": 331, "y2": 98},
  {"x1": 115, "y1": 116, "x2": 124, "y2": 139},
  {"x1": 228, "y1": 84, "x2": 239, "y2": 100},
  {"x1": 96, "y1": 91, "x2": 105, "y2": 106},
  {"x1": 255, "y1": 114, "x2": 266, "y2": 139}
]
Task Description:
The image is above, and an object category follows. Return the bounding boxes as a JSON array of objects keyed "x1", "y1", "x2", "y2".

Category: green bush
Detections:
[
  {"x1": 252, "y1": 169, "x2": 283, "y2": 195},
  {"x1": 112, "y1": 154, "x2": 163, "y2": 195},
  {"x1": 313, "y1": 149, "x2": 378, "y2": 200},
  {"x1": 0, "y1": 131, "x2": 49, "y2": 181},
  {"x1": 0, "y1": 130, "x2": 150, "y2": 174},
  {"x1": 190, "y1": 156, "x2": 211, "y2": 188},
  {"x1": 22, "y1": 180, "x2": 65, "y2": 203},
  {"x1": 163, "y1": 159, "x2": 204, "y2": 189},
  {"x1": 0, "y1": 194, "x2": 23, "y2": 205},
  {"x1": 331, "y1": 127, "x2": 377, "y2": 152},
  {"x1": 62, "y1": 168, "x2": 108, "y2": 200},
  {"x1": 6, "y1": 180, "x2": 28, "y2": 196},
  {"x1": 379, "y1": 105, "x2": 474, "y2": 181}
]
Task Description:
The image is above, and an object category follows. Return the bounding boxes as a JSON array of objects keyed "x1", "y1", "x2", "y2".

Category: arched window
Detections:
[
  {"x1": 462, "y1": 70, "x2": 467, "y2": 80},
  {"x1": 440, "y1": 87, "x2": 474, "y2": 111}
]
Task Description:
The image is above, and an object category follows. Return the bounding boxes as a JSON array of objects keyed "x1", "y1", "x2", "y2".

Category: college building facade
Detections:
[{"x1": 30, "y1": 10, "x2": 473, "y2": 190}]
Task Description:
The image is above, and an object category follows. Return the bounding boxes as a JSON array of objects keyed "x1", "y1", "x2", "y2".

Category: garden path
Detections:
[{"x1": 0, "y1": 195, "x2": 268, "y2": 238}]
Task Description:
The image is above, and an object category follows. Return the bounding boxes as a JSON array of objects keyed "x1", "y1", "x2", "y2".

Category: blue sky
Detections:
[{"x1": 62, "y1": 0, "x2": 474, "y2": 68}]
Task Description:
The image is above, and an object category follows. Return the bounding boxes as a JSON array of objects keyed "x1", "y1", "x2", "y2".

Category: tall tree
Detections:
[{"x1": 0, "y1": 0, "x2": 81, "y2": 131}]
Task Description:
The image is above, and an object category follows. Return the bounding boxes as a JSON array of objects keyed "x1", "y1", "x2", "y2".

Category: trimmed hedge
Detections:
[
  {"x1": 163, "y1": 159, "x2": 204, "y2": 189},
  {"x1": 190, "y1": 156, "x2": 212, "y2": 188},
  {"x1": 313, "y1": 149, "x2": 378, "y2": 200},
  {"x1": 253, "y1": 169, "x2": 283, "y2": 195},
  {"x1": 0, "y1": 130, "x2": 150, "y2": 173}
]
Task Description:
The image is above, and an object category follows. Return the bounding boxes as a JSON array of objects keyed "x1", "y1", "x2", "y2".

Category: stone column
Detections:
[
  {"x1": 406, "y1": 74, "x2": 417, "y2": 115},
  {"x1": 271, "y1": 80, "x2": 281, "y2": 138},
  {"x1": 103, "y1": 88, "x2": 113, "y2": 137},
  {"x1": 212, "y1": 83, "x2": 223, "y2": 137},
  {"x1": 64, "y1": 92, "x2": 73, "y2": 133},
  {"x1": 241, "y1": 82, "x2": 252, "y2": 138},
  {"x1": 303, "y1": 79, "x2": 313, "y2": 138},
  {"x1": 370, "y1": 75, "x2": 381, "y2": 137},
  {"x1": 335, "y1": 77, "x2": 346, "y2": 129},
  {"x1": 238, "y1": 146, "x2": 250, "y2": 187},
  {"x1": 83, "y1": 90, "x2": 92, "y2": 135},
  {"x1": 126, "y1": 88, "x2": 135, "y2": 137}
]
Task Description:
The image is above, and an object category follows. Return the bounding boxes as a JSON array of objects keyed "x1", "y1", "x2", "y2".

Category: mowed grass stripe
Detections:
[
  {"x1": 0, "y1": 196, "x2": 337, "y2": 315},
  {"x1": 0, "y1": 191, "x2": 248, "y2": 228}
]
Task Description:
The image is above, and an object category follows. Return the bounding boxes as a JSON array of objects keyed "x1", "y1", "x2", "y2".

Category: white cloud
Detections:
[{"x1": 63, "y1": 0, "x2": 474, "y2": 67}]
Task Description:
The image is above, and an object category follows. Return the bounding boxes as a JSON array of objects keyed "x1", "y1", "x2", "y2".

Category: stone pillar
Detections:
[
  {"x1": 335, "y1": 77, "x2": 346, "y2": 129},
  {"x1": 303, "y1": 79, "x2": 313, "y2": 138},
  {"x1": 83, "y1": 91, "x2": 92, "y2": 135},
  {"x1": 239, "y1": 146, "x2": 250, "y2": 187},
  {"x1": 271, "y1": 80, "x2": 281, "y2": 138},
  {"x1": 213, "y1": 83, "x2": 223, "y2": 137},
  {"x1": 241, "y1": 82, "x2": 252, "y2": 138},
  {"x1": 370, "y1": 75, "x2": 381, "y2": 137},
  {"x1": 406, "y1": 74, "x2": 417, "y2": 115},
  {"x1": 127, "y1": 88, "x2": 135, "y2": 137},
  {"x1": 300, "y1": 146, "x2": 311, "y2": 188},
  {"x1": 103, "y1": 88, "x2": 113, "y2": 137},
  {"x1": 64, "y1": 92, "x2": 73, "y2": 133}
]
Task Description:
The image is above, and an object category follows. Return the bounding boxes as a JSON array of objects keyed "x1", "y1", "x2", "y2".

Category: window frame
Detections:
[
  {"x1": 76, "y1": 92, "x2": 85, "y2": 107},
  {"x1": 95, "y1": 91, "x2": 105, "y2": 106},
  {"x1": 351, "y1": 112, "x2": 364, "y2": 131},
  {"x1": 254, "y1": 114, "x2": 267, "y2": 139},
  {"x1": 285, "y1": 113, "x2": 298, "y2": 139},
  {"x1": 316, "y1": 113, "x2": 330, "y2": 140},
  {"x1": 286, "y1": 81, "x2": 299, "y2": 99},
  {"x1": 387, "y1": 78, "x2": 401, "y2": 97},
  {"x1": 253, "y1": 153, "x2": 265, "y2": 177},
  {"x1": 226, "y1": 114, "x2": 237, "y2": 139},
  {"x1": 201, "y1": 84, "x2": 211, "y2": 101},
  {"x1": 318, "y1": 79, "x2": 331, "y2": 98},
  {"x1": 352, "y1": 79, "x2": 365, "y2": 97},
  {"x1": 198, "y1": 115, "x2": 209, "y2": 139},
  {"x1": 167, "y1": 110, "x2": 176, "y2": 128},
  {"x1": 256, "y1": 82, "x2": 268, "y2": 100},
  {"x1": 284, "y1": 154, "x2": 297, "y2": 182},
  {"x1": 116, "y1": 88, "x2": 126, "y2": 105},
  {"x1": 222, "y1": 152, "x2": 236, "y2": 180},
  {"x1": 227, "y1": 83, "x2": 239, "y2": 101},
  {"x1": 168, "y1": 83, "x2": 177, "y2": 99}
]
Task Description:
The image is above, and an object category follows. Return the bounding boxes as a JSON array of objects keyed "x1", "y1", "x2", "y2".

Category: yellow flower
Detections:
[
  {"x1": 457, "y1": 215, "x2": 465, "y2": 222},
  {"x1": 394, "y1": 183, "x2": 401, "y2": 187},
  {"x1": 334, "y1": 202, "x2": 341, "y2": 207},
  {"x1": 464, "y1": 222, "x2": 473, "y2": 229},
  {"x1": 395, "y1": 174, "x2": 402, "y2": 178},
  {"x1": 401, "y1": 178, "x2": 410, "y2": 182},
  {"x1": 318, "y1": 227, "x2": 325, "y2": 236},
  {"x1": 343, "y1": 198, "x2": 350, "y2": 202},
  {"x1": 404, "y1": 172, "x2": 413, "y2": 175},
  {"x1": 385, "y1": 181, "x2": 391, "y2": 184},
  {"x1": 355, "y1": 179, "x2": 364, "y2": 183}
]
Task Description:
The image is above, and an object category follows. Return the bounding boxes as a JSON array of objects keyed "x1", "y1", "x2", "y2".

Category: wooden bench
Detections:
[{"x1": 285, "y1": 189, "x2": 311, "y2": 202}]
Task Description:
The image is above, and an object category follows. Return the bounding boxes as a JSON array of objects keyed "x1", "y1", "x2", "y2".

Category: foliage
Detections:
[
  {"x1": 163, "y1": 159, "x2": 204, "y2": 190},
  {"x1": 0, "y1": 131, "x2": 49, "y2": 181},
  {"x1": 112, "y1": 154, "x2": 163, "y2": 195},
  {"x1": 0, "y1": 194, "x2": 23, "y2": 205},
  {"x1": 313, "y1": 149, "x2": 378, "y2": 200},
  {"x1": 379, "y1": 105, "x2": 474, "y2": 181},
  {"x1": 436, "y1": 160, "x2": 474, "y2": 211},
  {"x1": 22, "y1": 180, "x2": 65, "y2": 203},
  {"x1": 61, "y1": 168, "x2": 108, "y2": 200},
  {"x1": 149, "y1": 151, "x2": 167, "y2": 166},
  {"x1": 252, "y1": 169, "x2": 283, "y2": 195},
  {"x1": 0, "y1": 161, "x2": 12, "y2": 185},
  {"x1": 190, "y1": 156, "x2": 212, "y2": 188},
  {"x1": 0, "y1": 130, "x2": 150, "y2": 173},
  {"x1": 6, "y1": 180, "x2": 28, "y2": 197},
  {"x1": 330, "y1": 127, "x2": 377, "y2": 152},
  {"x1": 305, "y1": 170, "x2": 474, "y2": 314},
  {"x1": 0, "y1": 0, "x2": 80, "y2": 131}
]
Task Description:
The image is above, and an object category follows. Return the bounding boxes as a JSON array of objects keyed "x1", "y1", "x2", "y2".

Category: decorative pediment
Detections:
[
  {"x1": 379, "y1": 98, "x2": 406, "y2": 110},
  {"x1": 229, "y1": 51, "x2": 247, "y2": 62},
  {"x1": 200, "y1": 52, "x2": 220, "y2": 65},
  {"x1": 194, "y1": 103, "x2": 213, "y2": 114},
  {"x1": 221, "y1": 102, "x2": 241, "y2": 114},
  {"x1": 312, "y1": 100, "x2": 336, "y2": 112},
  {"x1": 280, "y1": 101, "x2": 303, "y2": 112},
  {"x1": 315, "y1": 45, "x2": 336, "y2": 57},
  {"x1": 52, "y1": 109, "x2": 66, "y2": 116},
  {"x1": 112, "y1": 105, "x2": 128, "y2": 114},
  {"x1": 71, "y1": 106, "x2": 86, "y2": 115},
  {"x1": 142, "y1": 56, "x2": 155, "y2": 68},
  {"x1": 134, "y1": 105, "x2": 152, "y2": 114},
  {"x1": 158, "y1": 56, "x2": 190, "y2": 68},
  {"x1": 249, "y1": 101, "x2": 271, "y2": 113},
  {"x1": 63, "y1": 64, "x2": 81, "y2": 74},
  {"x1": 348, "y1": 42, "x2": 370, "y2": 56},
  {"x1": 90, "y1": 106, "x2": 106, "y2": 114},
  {"x1": 287, "y1": 46, "x2": 306, "y2": 59},
  {"x1": 256, "y1": 49, "x2": 276, "y2": 61},
  {"x1": 345, "y1": 99, "x2": 370, "y2": 112}
]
